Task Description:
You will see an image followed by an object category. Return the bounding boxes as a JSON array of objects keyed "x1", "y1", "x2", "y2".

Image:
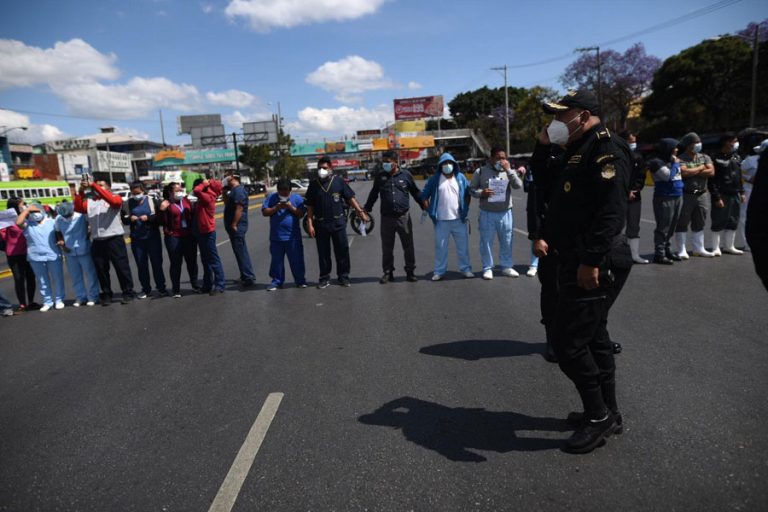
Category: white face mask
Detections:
[
  {"x1": 278, "y1": 194, "x2": 290, "y2": 202},
  {"x1": 318, "y1": 168, "x2": 330, "y2": 179},
  {"x1": 174, "y1": 191, "x2": 185, "y2": 201},
  {"x1": 693, "y1": 143, "x2": 703, "y2": 154},
  {"x1": 132, "y1": 193, "x2": 145, "y2": 200},
  {"x1": 629, "y1": 143, "x2": 637, "y2": 151},
  {"x1": 732, "y1": 142, "x2": 739, "y2": 153},
  {"x1": 546, "y1": 113, "x2": 582, "y2": 146},
  {"x1": 441, "y1": 164, "x2": 453, "y2": 175}
]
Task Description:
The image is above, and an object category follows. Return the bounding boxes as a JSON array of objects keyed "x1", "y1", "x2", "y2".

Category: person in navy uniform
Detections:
[
  {"x1": 531, "y1": 89, "x2": 633, "y2": 454},
  {"x1": 364, "y1": 151, "x2": 426, "y2": 283},
  {"x1": 223, "y1": 174, "x2": 256, "y2": 287},
  {"x1": 305, "y1": 157, "x2": 369, "y2": 288}
]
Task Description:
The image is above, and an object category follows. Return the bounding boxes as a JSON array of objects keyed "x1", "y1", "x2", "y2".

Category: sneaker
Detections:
[
  {"x1": 121, "y1": 295, "x2": 134, "y2": 305},
  {"x1": 55, "y1": 302, "x2": 65, "y2": 310},
  {"x1": 16, "y1": 304, "x2": 27, "y2": 313},
  {"x1": 28, "y1": 302, "x2": 42, "y2": 311},
  {"x1": 567, "y1": 411, "x2": 624, "y2": 435},
  {"x1": 266, "y1": 285, "x2": 279, "y2": 292},
  {"x1": 242, "y1": 280, "x2": 255, "y2": 288},
  {"x1": 526, "y1": 267, "x2": 538, "y2": 277},
  {"x1": 86, "y1": 301, "x2": 96, "y2": 306},
  {"x1": 73, "y1": 301, "x2": 82, "y2": 308},
  {"x1": 191, "y1": 286, "x2": 203, "y2": 294},
  {"x1": 209, "y1": 289, "x2": 225, "y2": 296},
  {"x1": 653, "y1": 255, "x2": 674, "y2": 265},
  {"x1": 317, "y1": 279, "x2": 330, "y2": 289},
  {"x1": 564, "y1": 413, "x2": 617, "y2": 454},
  {"x1": 40, "y1": 304, "x2": 52, "y2": 312},
  {"x1": 297, "y1": 283, "x2": 308, "y2": 289},
  {"x1": 1, "y1": 309, "x2": 14, "y2": 317},
  {"x1": 462, "y1": 271, "x2": 475, "y2": 278},
  {"x1": 339, "y1": 277, "x2": 351, "y2": 287},
  {"x1": 137, "y1": 292, "x2": 148, "y2": 300},
  {"x1": 502, "y1": 268, "x2": 520, "y2": 278},
  {"x1": 406, "y1": 273, "x2": 418, "y2": 282},
  {"x1": 379, "y1": 272, "x2": 394, "y2": 284},
  {"x1": 431, "y1": 273, "x2": 443, "y2": 281},
  {"x1": 158, "y1": 290, "x2": 170, "y2": 298},
  {"x1": 173, "y1": 293, "x2": 182, "y2": 298},
  {"x1": 482, "y1": 269, "x2": 494, "y2": 280}
]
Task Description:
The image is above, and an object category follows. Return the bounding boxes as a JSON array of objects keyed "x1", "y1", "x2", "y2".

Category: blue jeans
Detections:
[
  {"x1": 66, "y1": 253, "x2": 100, "y2": 302},
  {"x1": 478, "y1": 209, "x2": 514, "y2": 271},
  {"x1": 227, "y1": 230, "x2": 255, "y2": 282},
  {"x1": 269, "y1": 239, "x2": 306, "y2": 287},
  {"x1": 131, "y1": 234, "x2": 166, "y2": 294},
  {"x1": 530, "y1": 241, "x2": 539, "y2": 268},
  {"x1": 165, "y1": 235, "x2": 199, "y2": 293},
  {"x1": 29, "y1": 258, "x2": 65, "y2": 306},
  {"x1": 197, "y1": 231, "x2": 226, "y2": 292},
  {"x1": 434, "y1": 219, "x2": 471, "y2": 275},
  {"x1": 0, "y1": 290, "x2": 12, "y2": 312}
]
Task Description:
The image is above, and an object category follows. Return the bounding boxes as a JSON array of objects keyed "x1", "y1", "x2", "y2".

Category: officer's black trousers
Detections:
[
  {"x1": 552, "y1": 251, "x2": 631, "y2": 418},
  {"x1": 315, "y1": 225, "x2": 350, "y2": 280},
  {"x1": 380, "y1": 213, "x2": 415, "y2": 274},
  {"x1": 537, "y1": 252, "x2": 558, "y2": 349}
]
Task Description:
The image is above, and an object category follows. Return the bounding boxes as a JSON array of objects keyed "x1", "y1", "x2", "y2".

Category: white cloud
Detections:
[
  {"x1": 0, "y1": 38, "x2": 120, "y2": 90},
  {"x1": 51, "y1": 77, "x2": 201, "y2": 119},
  {"x1": 292, "y1": 104, "x2": 392, "y2": 135},
  {"x1": 225, "y1": 0, "x2": 386, "y2": 32},
  {"x1": 206, "y1": 89, "x2": 256, "y2": 108},
  {"x1": 223, "y1": 109, "x2": 274, "y2": 129},
  {"x1": 201, "y1": 3, "x2": 214, "y2": 13},
  {"x1": 407, "y1": 81, "x2": 422, "y2": 90},
  {"x1": 306, "y1": 55, "x2": 396, "y2": 103},
  {"x1": 0, "y1": 109, "x2": 67, "y2": 144}
]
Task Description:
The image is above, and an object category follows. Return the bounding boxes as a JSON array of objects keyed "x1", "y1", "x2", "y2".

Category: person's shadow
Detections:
[
  {"x1": 358, "y1": 397, "x2": 569, "y2": 462},
  {"x1": 420, "y1": 339, "x2": 545, "y2": 361}
]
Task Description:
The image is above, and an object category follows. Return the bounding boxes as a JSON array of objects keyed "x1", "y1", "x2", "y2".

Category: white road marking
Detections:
[
  {"x1": 208, "y1": 392, "x2": 284, "y2": 512},
  {"x1": 349, "y1": 237, "x2": 355, "y2": 248}
]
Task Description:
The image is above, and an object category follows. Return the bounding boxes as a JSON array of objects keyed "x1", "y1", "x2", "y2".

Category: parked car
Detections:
[{"x1": 265, "y1": 179, "x2": 308, "y2": 197}]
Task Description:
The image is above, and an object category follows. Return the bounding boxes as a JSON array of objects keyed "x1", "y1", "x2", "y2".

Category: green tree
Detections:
[
  {"x1": 238, "y1": 144, "x2": 272, "y2": 181},
  {"x1": 509, "y1": 86, "x2": 560, "y2": 153},
  {"x1": 273, "y1": 154, "x2": 308, "y2": 179}
]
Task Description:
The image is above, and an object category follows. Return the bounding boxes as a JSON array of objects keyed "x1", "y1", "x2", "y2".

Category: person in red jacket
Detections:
[
  {"x1": 193, "y1": 177, "x2": 226, "y2": 294},
  {"x1": 1, "y1": 198, "x2": 40, "y2": 311},
  {"x1": 159, "y1": 182, "x2": 200, "y2": 297}
]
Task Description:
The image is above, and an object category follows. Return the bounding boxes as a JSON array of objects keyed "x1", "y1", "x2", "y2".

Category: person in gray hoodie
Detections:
[{"x1": 470, "y1": 147, "x2": 524, "y2": 279}]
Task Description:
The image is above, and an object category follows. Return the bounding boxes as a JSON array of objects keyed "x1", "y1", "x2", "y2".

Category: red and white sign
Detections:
[
  {"x1": 393, "y1": 95, "x2": 444, "y2": 120},
  {"x1": 331, "y1": 159, "x2": 360, "y2": 169}
]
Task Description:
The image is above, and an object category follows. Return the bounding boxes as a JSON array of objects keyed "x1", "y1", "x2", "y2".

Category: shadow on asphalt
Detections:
[
  {"x1": 419, "y1": 339, "x2": 545, "y2": 361},
  {"x1": 358, "y1": 397, "x2": 569, "y2": 462}
]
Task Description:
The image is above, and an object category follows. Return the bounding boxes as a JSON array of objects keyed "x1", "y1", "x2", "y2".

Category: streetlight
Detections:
[
  {"x1": 491, "y1": 65, "x2": 510, "y2": 156},
  {"x1": 575, "y1": 46, "x2": 602, "y2": 116},
  {"x1": 0, "y1": 126, "x2": 28, "y2": 137}
]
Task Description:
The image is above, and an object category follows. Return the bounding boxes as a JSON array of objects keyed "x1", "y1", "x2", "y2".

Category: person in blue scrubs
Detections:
[{"x1": 261, "y1": 178, "x2": 307, "y2": 291}]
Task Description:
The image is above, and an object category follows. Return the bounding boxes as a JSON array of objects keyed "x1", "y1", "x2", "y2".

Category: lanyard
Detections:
[{"x1": 319, "y1": 175, "x2": 335, "y2": 194}]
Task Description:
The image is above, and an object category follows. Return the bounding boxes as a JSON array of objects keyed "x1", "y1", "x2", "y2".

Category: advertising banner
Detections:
[
  {"x1": 371, "y1": 138, "x2": 389, "y2": 151},
  {"x1": 356, "y1": 129, "x2": 381, "y2": 138},
  {"x1": 397, "y1": 135, "x2": 435, "y2": 149},
  {"x1": 290, "y1": 143, "x2": 326, "y2": 156},
  {"x1": 394, "y1": 120, "x2": 426, "y2": 132},
  {"x1": 393, "y1": 96, "x2": 444, "y2": 120},
  {"x1": 331, "y1": 159, "x2": 360, "y2": 169}
]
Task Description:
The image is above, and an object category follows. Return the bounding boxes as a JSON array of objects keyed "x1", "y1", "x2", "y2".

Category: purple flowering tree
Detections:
[{"x1": 561, "y1": 43, "x2": 661, "y2": 130}]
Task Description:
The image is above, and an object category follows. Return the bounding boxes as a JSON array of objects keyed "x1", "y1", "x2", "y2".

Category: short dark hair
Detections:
[
  {"x1": 192, "y1": 178, "x2": 204, "y2": 188},
  {"x1": 130, "y1": 181, "x2": 144, "y2": 191},
  {"x1": 276, "y1": 177, "x2": 292, "y2": 191},
  {"x1": 490, "y1": 147, "x2": 506, "y2": 158},
  {"x1": 382, "y1": 151, "x2": 398, "y2": 161},
  {"x1": 720, "y1": 132, "x2": 737, "y2": 145},
  {"x1": 7, "y1": 197, "x2": 22, "y2": 214},
  {"x1": 317, "y1": 156, "x2": 332, "y2": 168},
  {"x1": 162, "y1": 182, "x2": 177, "y2": 200}
]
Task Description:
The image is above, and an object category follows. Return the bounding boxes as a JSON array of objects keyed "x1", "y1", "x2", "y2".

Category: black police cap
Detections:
[{"x1": 542, "y1": 89, "x2": 600, "y2": 116}]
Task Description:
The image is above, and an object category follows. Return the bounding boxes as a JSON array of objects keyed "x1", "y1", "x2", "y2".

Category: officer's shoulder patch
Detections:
[
  {"x1": 601, "y1": 163, "x2": 616, "y2": 180},
  {"x1": 567, "y1": 155, "x2": 582, "y2": 165},
  {"x1": 596, "y1": 129, "x2": 612, "y2": 140},
  {"x1": 595, "y1": 153, "x2": 618, "y2": 165}
]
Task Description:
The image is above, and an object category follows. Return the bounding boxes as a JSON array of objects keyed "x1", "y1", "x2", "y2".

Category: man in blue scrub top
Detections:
[
  {"x1": 223, "y1": 174, "x2": 256, "y2": 287},
  {"x1": 261, "y1": 177, "x2": 307, "y2": 291}
]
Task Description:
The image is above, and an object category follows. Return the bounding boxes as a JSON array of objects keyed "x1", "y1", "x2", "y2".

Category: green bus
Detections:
[{"x1": 0, "y1": 180, "x2": 73, "y2": 210}]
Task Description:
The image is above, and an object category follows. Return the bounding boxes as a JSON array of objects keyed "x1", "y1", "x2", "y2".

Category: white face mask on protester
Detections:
[
  {"x1": 732, "y1": 142, "x2": 740, "y2": 153},
  {"x1": 546, "y1": 112, "x2": 583, "y2": 146},
  {"x1": 629, "y1": 143, "x2": 637, "y2": 151},
  {"x1": 279, "y1": 194, "x2": 290, "y2": 202},
  {"x1": 132, "y1": 193, "x2": 145, "y2": 201},
  {"x1": 318, "y1": 168, "x2": 330, "y2": 179},
  {"x1": 174, "y1": 191, "x2": 185, "y2": 201},
  {"x1": 693, "y1": 142, "x2": 703, "y2": 154}
]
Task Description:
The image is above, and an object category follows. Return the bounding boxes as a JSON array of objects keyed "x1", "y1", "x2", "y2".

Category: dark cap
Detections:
[{"x1": 542, "y1": 89, "x2": 600, "y2": 116}]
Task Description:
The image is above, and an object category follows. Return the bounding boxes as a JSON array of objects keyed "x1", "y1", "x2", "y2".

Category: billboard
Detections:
[
  {"x1": 243, "y1": 120, "x2": 278, "y2": 145},
  {"x1": 332, "y1": 159, "x2": 360, "y2": 169},
  {"x1": 397, "y1": 135, "x2": 435, "y2": 149},
  {"x1": 394, "y1": 120, "x2": 426, "y2": 132},
  {"x1": 291, "y1": 143, "x2": 326, "y2": 156},
  {"x1": 356, "y1": 129, "x2": 381, "y2": 138},
  {"x1": 191, "y1": 125, "x2": 226, "y2": 147},
  {"x1": 48, "y1": 138, "x2": 94, "y2": 152},
  {"x1": 393, "y1": 96, "x2": 444, "y2": 120},
  {"x1": 178, "y1": 114, "x2": 222, "y2": 135},
  {"x1": 371, "y1": 138, "x2": 390, "y2": 151}
]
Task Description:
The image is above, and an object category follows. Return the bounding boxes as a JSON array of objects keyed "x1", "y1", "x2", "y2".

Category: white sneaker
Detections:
[
  {"x1": 55, "y1": 302, "x2": 65, "y2": 310},
  {"x1": 73, "y1": 301, "x2": 82, "y2": 308},
  {"x1": 137, "y1": 292, "x2": 148, "y2": 300},
  {"x1": 526, "y1": 267, "x2": 538, "y2": 277},
  {"x1": 463, "y1": 271, "x2": 475, "y2": 278},
  {"x1": 482, "y1": 270, "x2": 493, "y2": 280},
  {"x1": 431, "y1": 273, "x2": 443, "y2": 281},
  {"x1": 86, "y1": 301, "x2": 96, "y2": 307},
  {"x1": 502, "y1": 268, "x2": 520, "y2": 278},
  {"x1": 40, "y1": 304, "x2": 52, "y2": 312}
]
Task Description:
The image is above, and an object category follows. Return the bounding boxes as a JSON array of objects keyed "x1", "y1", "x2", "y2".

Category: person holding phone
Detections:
[
  {"x1": 261, "y1": 177, "x2": 307, "y2": 291},
  {"x1": 54, "y1": 200, "x2": 99, "y2": 306}
]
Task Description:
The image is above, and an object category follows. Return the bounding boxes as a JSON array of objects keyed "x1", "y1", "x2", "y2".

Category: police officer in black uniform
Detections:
[
  {"x1": 305, "y1": 157, "x2": 369, "y2": 288},
  {"x1": 364, "y1": 151, "x2": 427, "y2": 283},
  {"x1": 530, "y1": 90, "x2": 634, "y2": 454}
]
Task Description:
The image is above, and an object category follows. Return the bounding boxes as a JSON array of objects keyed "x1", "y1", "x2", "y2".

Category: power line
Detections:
[
  {"x1": 507, "y1": 0, "x2": 743, "y2": 69},
  {"x1": 0, "y1": 106, "x2": 158, "y2": 124}
]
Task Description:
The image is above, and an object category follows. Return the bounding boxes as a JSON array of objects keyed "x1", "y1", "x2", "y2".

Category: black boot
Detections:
[
  {"x1": 379, "y1": 272, "x2": 394, "y2": 284},
  {"x1": 406, "y1": 272, "x2": 418, "y2": 282},
  {"x1": 565, "y1": 412, "x2": 617, "y2": 453},
  {"x1": 665, "y1": 249, "x2": 682, "y2": 262},
  {"x1": 654, "y1": 254, "x2": 674, "y2": 265}
]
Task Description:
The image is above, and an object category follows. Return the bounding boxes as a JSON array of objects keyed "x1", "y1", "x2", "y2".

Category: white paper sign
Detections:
[
  {"x1": 0, "y1": 208, "x2": 17, "y2": 230},
  {"x1": 487, "y1": 178, "x2": 507, "y2": 203}
]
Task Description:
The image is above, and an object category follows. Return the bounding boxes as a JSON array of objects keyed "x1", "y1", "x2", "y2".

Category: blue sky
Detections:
[{"x1": 0, "y1": 0, "x2": 764, "y2": 146}]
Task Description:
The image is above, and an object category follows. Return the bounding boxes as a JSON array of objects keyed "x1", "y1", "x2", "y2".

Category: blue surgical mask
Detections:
[
  {"x1": 441, "y1": 164, "x2": 453, "y2": 175},
  {"x1": 693, "y1": 143, "x2": 703, "y2": 154},
  {"x1": 30, "y1": 212, "x2": 45, "y2": 223},
  {"x1": 132, "y1": 193, "x2": 145, "y2": 201},
  {"x1": 382, "y1": 162, "x2": 393, "y2": 172},
  {"x1": 494, "y1": 162, "x2": 504, "y2": 172},
  {"x1": 56, "y1": 202, "x2": 74, "y2": 218}
]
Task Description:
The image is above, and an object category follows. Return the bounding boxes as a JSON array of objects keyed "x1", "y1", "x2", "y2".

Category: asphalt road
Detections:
[{"x1": 1, "y1": 180, "x2": 766, "y2": 512}]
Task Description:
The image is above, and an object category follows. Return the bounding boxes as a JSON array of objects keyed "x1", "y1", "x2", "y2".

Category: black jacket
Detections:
[
  {"x1": 708, "y1": 151, "x2": 744, "y2": 200},
  {"x1": 364, "y1": 169, "x2": 422, "y2": 216},
  {"x1": 530, "y1": 125, "x2": 632, "y2": 267}
]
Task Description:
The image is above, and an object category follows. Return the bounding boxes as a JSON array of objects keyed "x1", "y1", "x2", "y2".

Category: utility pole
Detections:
[
  {"x1": 750, "y1": 25, "x2": 759, "y2": 127},
  {"x1": 491, "y1": 64, "x2": 510, "y2": 155},
  {"x1": 232, "y1": 132, "x2": 241, "y2": 173},
  {"x1": 576, "y1": 46, "x2": 602, "y2": 116},
  {"x1": 159, "y1": 109, "x2": 167, "y2": 147}
]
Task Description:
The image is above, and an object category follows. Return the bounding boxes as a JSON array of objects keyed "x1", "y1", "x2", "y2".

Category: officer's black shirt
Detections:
[
  {"x1": 364, "y1": 168, "x2": 422, "y2": 216},
  {"x1": 530, "y1": 124, "x2": 632, "y2": 267},
  {"x1": 304, "y1": 175, "x2": 355, "y2": 230},
  {"x1": 709, "y1": 151, "x2": 744, "y2": 201},
  {"x1": 629, "y1": 150, "x2": 646, "y2": 193}
]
